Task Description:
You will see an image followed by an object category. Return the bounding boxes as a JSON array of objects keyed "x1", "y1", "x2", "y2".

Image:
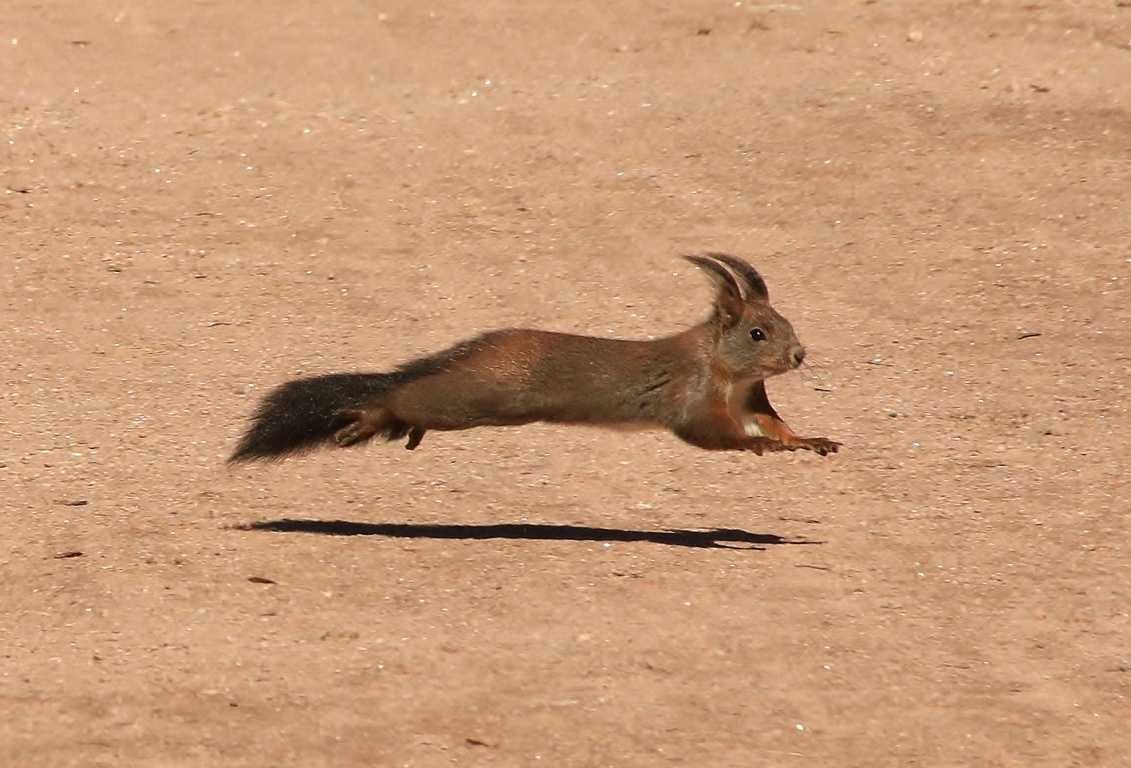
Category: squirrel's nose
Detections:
[{"x1": 791, "y1": 346, "x2": 806, "y2": 367}]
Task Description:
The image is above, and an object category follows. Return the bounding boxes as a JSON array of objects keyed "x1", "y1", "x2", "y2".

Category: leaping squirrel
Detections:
[{"x1": 230, "y1": 253, "x2": 840, "y2": 463}]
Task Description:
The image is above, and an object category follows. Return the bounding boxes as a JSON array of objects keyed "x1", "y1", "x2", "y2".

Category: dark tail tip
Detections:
[{"x1": 228, "y1": 373, "x2": 394, "y2": 463}]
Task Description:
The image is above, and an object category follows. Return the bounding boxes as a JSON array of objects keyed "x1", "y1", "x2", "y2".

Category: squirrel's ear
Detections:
[
  {"x1": 685, "y1": 254, "x2": 745, "y2": 328},
  {"x1": 704, "y1": 253, "x2": 769, "y2": 303}
]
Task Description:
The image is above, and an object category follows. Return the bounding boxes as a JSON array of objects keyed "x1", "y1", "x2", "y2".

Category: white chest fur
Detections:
[
  {"x1": 726, "y1": 377, "x2": 767, "y2": 437},
  {"x1": 742, "y1": 419, "x2": 766, "y2": 437}
]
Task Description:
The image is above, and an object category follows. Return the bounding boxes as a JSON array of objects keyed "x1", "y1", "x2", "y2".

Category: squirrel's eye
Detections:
[{"x1": 750, "y1": 328, "x2": 766, "y2": 342}]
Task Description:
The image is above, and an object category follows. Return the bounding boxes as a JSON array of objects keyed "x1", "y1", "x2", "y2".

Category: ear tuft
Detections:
[
  {"x1": 684, "y1": 254, "x2": 745, "y2": 328},
  {"x1": 703, "y1": 253, "x2": 769, "y2": 302}
]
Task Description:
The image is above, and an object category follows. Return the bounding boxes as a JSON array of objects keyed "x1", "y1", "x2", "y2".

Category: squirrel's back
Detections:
[{"x1": 381, "y1": 328, "x2": 701, "y2": 431}]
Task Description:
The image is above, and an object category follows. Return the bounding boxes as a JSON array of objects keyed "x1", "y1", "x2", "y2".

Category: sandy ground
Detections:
[{"x1": 3, "y1": 1, "x2": 1131, "y2": 765}]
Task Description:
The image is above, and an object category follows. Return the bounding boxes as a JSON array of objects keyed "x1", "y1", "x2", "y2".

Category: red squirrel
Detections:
[{"x1": 230, "y1": 253, "x2": 840, "y2": 462}]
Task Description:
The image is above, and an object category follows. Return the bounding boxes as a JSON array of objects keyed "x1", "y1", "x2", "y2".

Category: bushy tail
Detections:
[{"x1": 229, "y1": 372, "x2": 398, "y2": 463}]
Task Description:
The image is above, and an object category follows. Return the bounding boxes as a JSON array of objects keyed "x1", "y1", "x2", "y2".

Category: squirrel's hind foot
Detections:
[
  {"x1": 333, "y1": 408, "x2": 427, "y2": 450},
  {"x1": 333, "y1": 409, "x2": 381, "y2": 447}
]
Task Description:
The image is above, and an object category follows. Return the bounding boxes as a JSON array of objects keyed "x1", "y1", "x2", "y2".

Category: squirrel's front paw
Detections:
[
  {"x1": 795, "y1": 437, "x2": 841, "y2": 456},
  {"x1": 744, "y1": 437, "x2": 792, "y2": 455}
]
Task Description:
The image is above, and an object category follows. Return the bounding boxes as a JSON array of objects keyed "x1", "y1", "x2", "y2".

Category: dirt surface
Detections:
[{"x1": 4, "y1": 1, "x2": 1131, "y2": 765}]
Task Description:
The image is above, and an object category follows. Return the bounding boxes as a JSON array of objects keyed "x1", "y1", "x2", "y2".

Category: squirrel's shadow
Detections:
[{"x1": 238, "y1": 519, "x2": 821, "y2": 550}]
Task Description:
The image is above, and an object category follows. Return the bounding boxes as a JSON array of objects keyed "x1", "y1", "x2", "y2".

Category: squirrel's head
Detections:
[{"x1": 686, "y1": 253, "x2": 806, "y2": 380}]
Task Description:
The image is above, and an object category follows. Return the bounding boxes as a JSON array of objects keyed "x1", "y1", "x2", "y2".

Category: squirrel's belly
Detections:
[{"x1": 599, "y1": 420, "x2": 664, "y2": 433}]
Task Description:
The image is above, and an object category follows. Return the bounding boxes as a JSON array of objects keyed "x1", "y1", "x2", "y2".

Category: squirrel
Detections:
[{"x1": 229, "y1": 253, "x2": 840, "y2": 463}]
